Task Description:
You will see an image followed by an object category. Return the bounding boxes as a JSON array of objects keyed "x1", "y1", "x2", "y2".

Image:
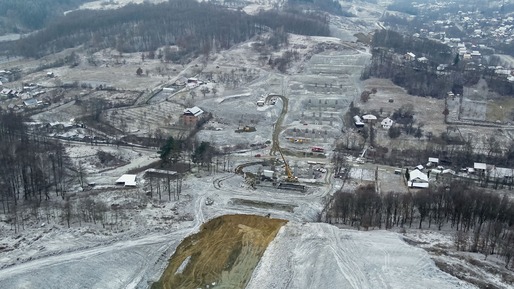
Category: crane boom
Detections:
[{"x1": 277, "y1": 147, "x2": 297, "y2": 182}]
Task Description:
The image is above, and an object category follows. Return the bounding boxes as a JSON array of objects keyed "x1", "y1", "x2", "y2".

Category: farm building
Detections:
[
  {"x1": 183, "y1": 106, "x2": 204, "y2": 126},
  {"x1": 116, "y1": 174, "x2": 137, "y2": 187},
  {"x1": 408, "y1": 169, "x2": 429, "y2": 188}
]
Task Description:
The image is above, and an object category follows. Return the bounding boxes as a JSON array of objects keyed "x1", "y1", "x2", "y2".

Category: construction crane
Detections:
[{"x1": 277, "y1": 147, "x2": 298, "y2": 182}]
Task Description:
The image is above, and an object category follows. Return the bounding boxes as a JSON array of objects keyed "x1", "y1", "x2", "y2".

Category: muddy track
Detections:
[{"x1": 213, "y1": 174, "x2": 235, "y2": 190}]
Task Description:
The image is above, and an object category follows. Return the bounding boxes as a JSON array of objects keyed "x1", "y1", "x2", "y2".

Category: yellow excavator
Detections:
[{"x1": 277, "y1": 147, "x2": 298, "y2": 182}]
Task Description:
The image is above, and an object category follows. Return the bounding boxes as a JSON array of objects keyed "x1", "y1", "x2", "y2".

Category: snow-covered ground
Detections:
[
  {"x1": 0, "y1": 231, "x2": 181, "y2": 289},
  {"x1": 2, "y1": 1, "x2": 509, "y2": 288},
  {"x1": 248, "y1": 222, "x2": 475, "y2": 289}
]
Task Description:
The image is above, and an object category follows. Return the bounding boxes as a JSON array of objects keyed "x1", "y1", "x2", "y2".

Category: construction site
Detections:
[{"x1": 2, "y1": 0, "x2": 513, "y2": 288}]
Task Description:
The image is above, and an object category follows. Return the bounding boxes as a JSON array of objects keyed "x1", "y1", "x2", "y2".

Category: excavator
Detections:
[{"x1": 277, "y1": 147, "x2": 298, "y2": 182}]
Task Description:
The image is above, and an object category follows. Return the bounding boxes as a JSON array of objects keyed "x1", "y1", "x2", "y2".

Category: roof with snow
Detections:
[
  {"x1": 24, "y1": 98, "x2": 38, "y2": 106},
  {"x1": 409, "y1": 169, "x2": 428, "y2": 182},
  {"x1": 380, "y1": 117, "x2": 393, "y2": 127},
  {"x1": 115, "y1": 174, "x2": 137, "y2": 186},
  {"x1": 490, "y1": 167, "x2": 514, "y2": 179},
  {"x1": 474, "y1": 162, "x2": 487, "y2": 170},
  {"x1": 408, "y1": 169, "x2": 429, "y2": 188},
  {"x1": 428, "y1": 157, "x2": 439, "y2": 163},
  {"x1": 183, "y1": 106, "x2": 204, "y2": 117},
  {"x1": 144, "y1": 168, "x2": 177, "y2": 177},
  {"x1": 381, "y1": 117, "x2": 393, "y2": 124},
  {"x1": 362, "y1": 114, "x2": 377, "y2": 120}
]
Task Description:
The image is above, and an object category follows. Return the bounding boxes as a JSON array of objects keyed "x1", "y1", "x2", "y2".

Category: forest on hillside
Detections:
[
  {"x1": 0, "y1": 0, "x2": 89, "y2": 34},
  {"x1": 0, "y1": 113, "x2": 71, "y2": 213},
  {"x1": 6, "y1": 0, "x2": 330, "y2": 59}
]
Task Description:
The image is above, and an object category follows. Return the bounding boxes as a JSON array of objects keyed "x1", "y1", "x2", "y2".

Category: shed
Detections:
[
  {"x1": 353, "y1": 115, "x2": 364, "y2": 127},
  {"x1": 474, "y1": 162, "x2": 487, "y2": 171},
  {"x1": 405, "y1": 52, "x2": 416, "y2": 61},
  {"x1": 417, "y1": 57, "x2": 428, "y2": 63},
  {"x1": 428, "y1": 157, "x2": 439, "y2": 164},
  {"x1": 116, "y1": 174, "x2": 137, "y2": 186}
]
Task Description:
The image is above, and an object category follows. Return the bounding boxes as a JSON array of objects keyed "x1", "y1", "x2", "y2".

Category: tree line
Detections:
[
  {"x1": 0, "y1": 112, "x2": 72, "y2": 214},
  {"x1": 8, "y1": 0, "x2": 330, "y2": 59},
  {"x1": 327, "y1": 181, "x2": 514, "y2": 268}
]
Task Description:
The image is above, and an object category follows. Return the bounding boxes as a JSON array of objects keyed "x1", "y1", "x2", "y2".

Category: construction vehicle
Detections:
[
  {"x1": 277, "y1": 147, "x2": 298, "y2": 182},
  {"x1": 311, "y1": 146, "x2": 324, "y2": 152}
]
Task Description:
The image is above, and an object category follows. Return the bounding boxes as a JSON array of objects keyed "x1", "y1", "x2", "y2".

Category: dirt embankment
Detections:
[{"x1": 151, "y1": 214, "x2": 287, "y2": 289}]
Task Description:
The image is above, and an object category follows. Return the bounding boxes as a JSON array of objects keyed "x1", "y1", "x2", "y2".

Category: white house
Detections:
[
  {"x1": 408, "y1": 169, "x2": 429, "y2": 188},
  {"x1": 380, "y1": 117, "x2": 394, "y2": 129}
]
